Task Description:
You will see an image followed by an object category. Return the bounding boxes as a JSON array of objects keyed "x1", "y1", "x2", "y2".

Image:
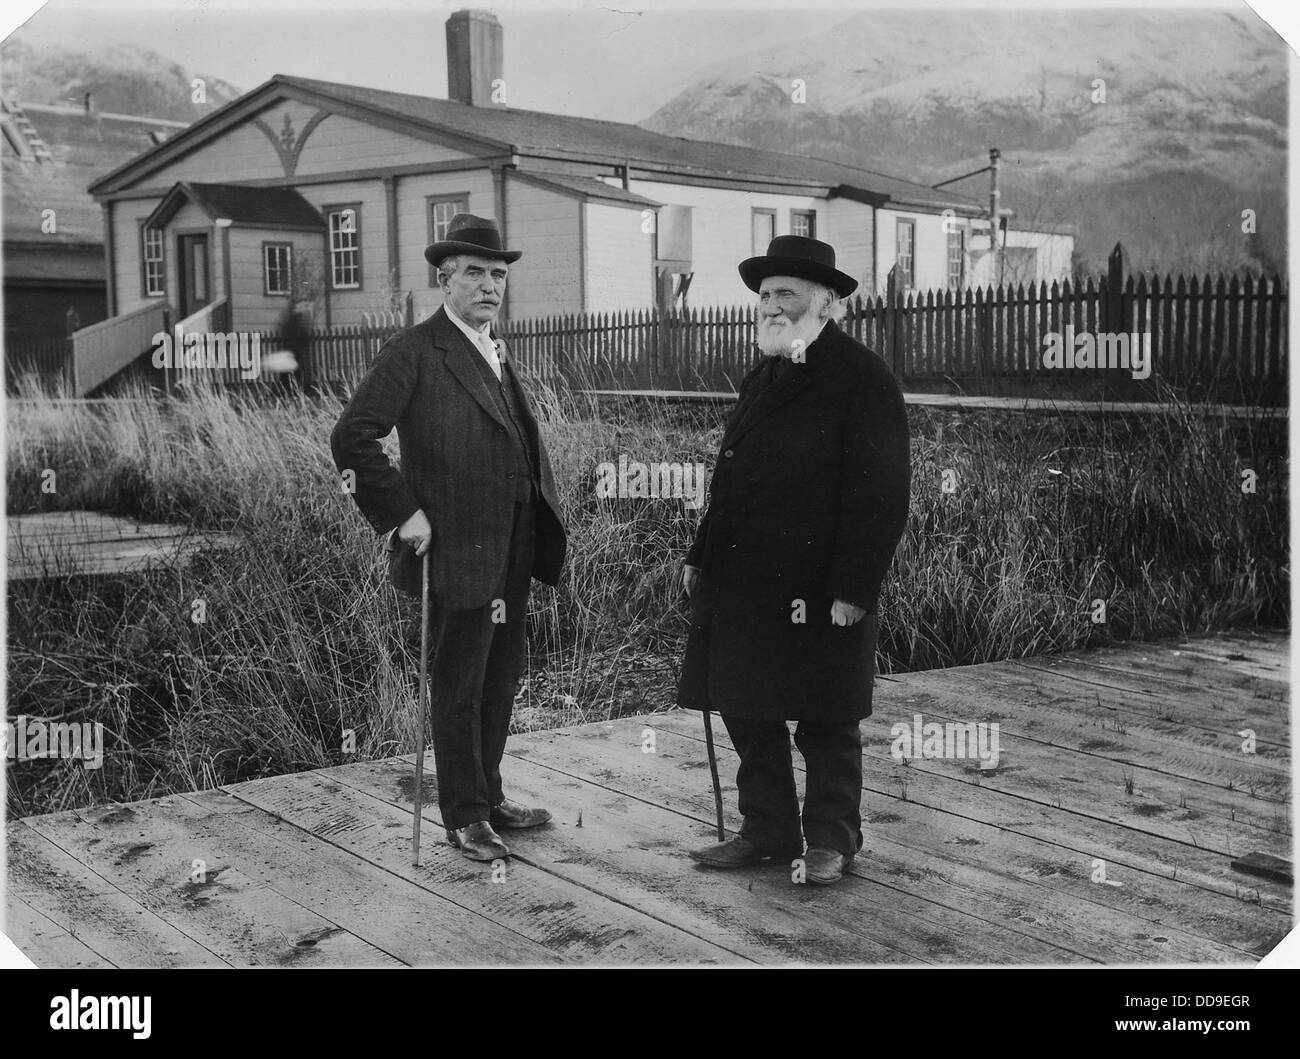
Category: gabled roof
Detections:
[
  {"x1": 145, "y1": 182, "x2": 326, "y2": 230},
  {"x1": 3, "y1": 102, "x2": 186, "y2": 246},
  {"x1": 88, "y1": 74, "x2": 984, "y2": 215}
]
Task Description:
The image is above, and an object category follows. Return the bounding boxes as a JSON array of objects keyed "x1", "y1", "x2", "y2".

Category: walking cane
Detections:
[
  {"x1": 702, "y1": 710, "x2": 725, "y2": 843},
  {"x1": 411, "y1": 551, "x2": 431, "y2": 866}
]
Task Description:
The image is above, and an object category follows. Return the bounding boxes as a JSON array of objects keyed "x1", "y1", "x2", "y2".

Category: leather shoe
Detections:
[
  {"x1": 803, "y1": 847, "x2": 853, "y2": 885},
  {"x1": 445, "y1": 820, "x2": 510, "y2": 862},
  {"x1": 490, "y1": 799, "x2": 552, "y2": 830},
  {"x1": 689, "y1": 835, "x2": 802, "y2": 869}
]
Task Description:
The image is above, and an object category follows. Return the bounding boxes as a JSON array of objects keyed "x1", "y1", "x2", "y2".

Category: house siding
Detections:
[
  {"x1": 876, "y1": 207, "x2": 954, "y2": 295},
  {"x1": 226, "y1": 228, "x2": 327, "y2": 333},
  {"x1": 626, "y1": 179, "x2": 826, "y2": 308},
  {"x1": 395, "y1": 169, "x2": 496, "y2": 321},
  {"x1": 111, "y1": 197, "x2": 165, "y2": 316},
  {"x1": 503, "y1": 174, "x2": 581, "y2": 320},
  {"x1": 289, "y1": 104, "x2": 476, "y2": 175},
  {"x1": 584, "y1": 201, "x2": 654, "y2": 311},
  {"x1": 131, "y1": 122, "x2": 288, "y2": 185},
  {"x1": 294, "y1": 181, "x2": 387, "y2": 322},
  {"x1": 825, "y1": 197, "x2": 874, "y2": 299}
]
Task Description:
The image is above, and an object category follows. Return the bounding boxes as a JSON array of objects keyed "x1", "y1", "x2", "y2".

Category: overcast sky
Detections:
[{"x1": 3, "y1": 0, "x2": 1296, "y2": 124}]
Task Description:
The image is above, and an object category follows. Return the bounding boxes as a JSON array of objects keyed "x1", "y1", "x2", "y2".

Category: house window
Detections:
[
  {"x1": 327, "y1": 206, "x2": 361, "y2": 289},
  {"x1": 427, "y1": 194, "x2": 469, "y2": 285},
  {"x1": 751, "y1": 208, "x2": 776, "y2": 255},
  {"x1": 946, "y1": 229, "x2": 965, "y2": 290},
  {"x1": 263, "y1": 243, "x2": 293, "y2": 296},
  {"x1": 142, "y1": 225, "x2": 165, "y2": 296},
  {"x1": 896, "y1": 218, "x2": 915, "y2": 290},
  {"x1": 791, "y1": 209, "x2": 816, "y2": 239}
]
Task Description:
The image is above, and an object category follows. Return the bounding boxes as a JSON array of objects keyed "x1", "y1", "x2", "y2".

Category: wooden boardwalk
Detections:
[
  {"x1": 5, "y1": 630, "x2": 1291, "y2": 967},
  {"x1": 5, "y1": 511, "x2": 240, "y2": 581}
]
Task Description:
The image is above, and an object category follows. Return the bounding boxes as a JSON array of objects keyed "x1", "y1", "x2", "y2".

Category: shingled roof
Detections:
[
  {"x1": 146, "y1": 181, "x2": 326, "y2": 229},
  {"x1": 279, "y1": 75, "x2": 980, "y2": 212},
  {"x1": 88, "y1": 74, "x2": 984, "y2": 215},
  {"x1": 3, "y1": 102, "x2": 186, "y2": 246}
]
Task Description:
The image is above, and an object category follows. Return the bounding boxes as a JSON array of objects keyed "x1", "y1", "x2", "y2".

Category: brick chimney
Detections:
[{"x1": 446, "y1": 9, "x2": 503, "y2": 106}]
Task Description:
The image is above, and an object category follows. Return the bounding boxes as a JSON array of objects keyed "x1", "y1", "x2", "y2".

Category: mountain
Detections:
[
  {"x1": 0, "y1": 32, "x2": 242, "y2": 123},
  {"x1": 642, "y1": 7, "x2": 1287, "y2": 276}
]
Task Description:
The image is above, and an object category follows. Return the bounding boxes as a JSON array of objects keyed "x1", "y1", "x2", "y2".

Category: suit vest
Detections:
[{"x1": 464, "y1": 334, "x2": 539, "y2": 502}]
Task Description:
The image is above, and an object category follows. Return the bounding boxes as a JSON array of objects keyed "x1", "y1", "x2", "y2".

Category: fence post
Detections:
[
  {"x1": 403, "y1": 290, "x2": 414, "y2": 328},
  {"x1": 1104, "y1": 241, "x2": 1126, "y2": 333},
  {"x1": 885, "y1": 265, "x2": 902, "y2": 378}
]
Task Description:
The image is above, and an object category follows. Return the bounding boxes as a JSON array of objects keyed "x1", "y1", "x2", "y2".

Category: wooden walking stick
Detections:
[
  {"x1": 702, "y1": 710, "x2": 725, "y2": 842},
  {"x1": 411, "y1": 551, "x2": 431, "y2": 866}
]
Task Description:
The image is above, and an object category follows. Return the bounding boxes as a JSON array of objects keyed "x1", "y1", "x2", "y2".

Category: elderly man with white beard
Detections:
[{"x1": 677, "y1": 234, "x2": 911, "y2": 885}]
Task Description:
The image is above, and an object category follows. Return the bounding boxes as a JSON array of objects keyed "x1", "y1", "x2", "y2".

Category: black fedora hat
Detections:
[
  {"x1": 739, "y1": 235, "x2": 857, "y2": 299},
  {"x1": 424, "y1": 213, "x2": 521, "y2": 268}
]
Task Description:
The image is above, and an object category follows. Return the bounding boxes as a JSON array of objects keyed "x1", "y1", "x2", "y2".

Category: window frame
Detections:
[
  {"x1": 262, "y1": 241, "x2": 294, "y2": 297},
  {"x1": 896, "y1": 218, "x2": 916, "y2": 290},
  {"x1": 324, "y1": 203, "x2": 362, "y2": 291},
  {"x1": 140, "y1": 222, "x2": 166, "y2": 298},
  {"x1": 426, "y1": 193, "x2": 470, "y2": 286},
  {"x1": 751, "y1": 207, "x2": 777, "y2": 256},
  {"x1": 790, "y1": 209, "x2": 816, "y2": 240},
  {"x1": 946, "y1": 228, "x2": 965, "y2": 290}
]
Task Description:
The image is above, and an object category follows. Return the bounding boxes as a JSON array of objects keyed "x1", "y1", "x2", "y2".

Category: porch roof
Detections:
[{"x1": 145, "y1": 182, "x2": 326, "y2": 231}]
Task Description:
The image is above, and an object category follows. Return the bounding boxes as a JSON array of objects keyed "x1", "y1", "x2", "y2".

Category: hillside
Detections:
[
  {"x1": 643, "y1": 7, "x2": 1287, "y2": 275},
  {"x1": 1, "y1": 32, "x2": 241, "y2": 122}
]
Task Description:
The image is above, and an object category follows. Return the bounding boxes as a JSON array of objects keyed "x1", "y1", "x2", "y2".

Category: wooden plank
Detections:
[
  {"x1": 322, "y1": 756, "x2": 938, "y2": 964},
  {"x1": 1011, "y1": 654, "x2": 1289, "y2": 746},
  {"x1": 24, "y1": 801, "x2": 402, "y2": 968},
  {"x1": 510, "y1": 718, "x2": 1275, "y2": 962},
  {"x1": 168, "y1": 789, "x2": 563, "y2": 966},
  {"x1": 909, "y1": 665, "x2": 1294, "y2": 790},
  {"x1": 645, "y1": 712, "x2": 1291, "y2": 914},
  {"x1": 1230, "y1": 852, "x2": 1291, "y2": 884},
  {"x1": 224, "y1": 768, "x2": 737, "y2": 965},
  {"x1": 4, "y1": 896, "x2": 114, "y2": 968},
  {"x1": 7, "y1": 820, "x2": 229, "y2": 968},
  {"x1": 875, "y1": 672, "x2": 1289, "y2": 850}
]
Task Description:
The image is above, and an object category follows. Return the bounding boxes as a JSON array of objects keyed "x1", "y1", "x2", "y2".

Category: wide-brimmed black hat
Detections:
[
  {"x1": 739, "y1": 235, "x2": 857, "y2": 299},
  {"x1": 424, "y1": 213, "x2": 521, "y2": 268}
]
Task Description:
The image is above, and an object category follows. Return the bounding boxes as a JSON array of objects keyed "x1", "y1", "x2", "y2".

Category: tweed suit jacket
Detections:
[{"x1": 330, "y1": 307, "x2": 566, "y2": 609}]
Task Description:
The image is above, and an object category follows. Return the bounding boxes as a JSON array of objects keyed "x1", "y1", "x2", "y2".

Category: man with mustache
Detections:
[
  {"x1": 331, "y1": 214, "x2": 566, "y2": 863},
  {"x1": 678, "y1": 234, "x2": 911, "y2": 884}
]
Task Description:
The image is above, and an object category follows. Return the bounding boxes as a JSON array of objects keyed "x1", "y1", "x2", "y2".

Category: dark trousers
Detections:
[
  {"x1": 720, "y1": 714, "x2": 864, "y2": 858},
  {"x1": 428, "y1": 500, "x2": 535, "y2": 830}
]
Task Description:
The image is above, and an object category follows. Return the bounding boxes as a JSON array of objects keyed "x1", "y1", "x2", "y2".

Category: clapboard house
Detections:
[{"x1": 79, "y1": 8, "x2": 1073, "y2": 395}]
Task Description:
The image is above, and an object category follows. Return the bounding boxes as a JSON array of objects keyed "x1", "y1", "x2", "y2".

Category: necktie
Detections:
[{"x1": 477, "y1": 333, "x2": 502, "y2": 380}]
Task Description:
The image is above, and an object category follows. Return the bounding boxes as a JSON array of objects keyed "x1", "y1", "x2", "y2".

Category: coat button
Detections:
[
  {"x1": 506, "y1": 471, "x2": 516, "y2": 478},
  {"x1": 498, "y1": 426, "x2": 506, "y2": 434},
  {"x1": 723, "y1": 449, "x2": 735, "y2": 458}
]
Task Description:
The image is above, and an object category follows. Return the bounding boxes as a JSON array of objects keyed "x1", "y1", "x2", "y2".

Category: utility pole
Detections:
[{"x1": 988, "y1": 147, "x2": 1002, "y2": 287}]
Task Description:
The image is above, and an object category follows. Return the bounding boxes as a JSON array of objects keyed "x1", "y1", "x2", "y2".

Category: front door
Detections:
[{"x1": 176, "y1": 233, "x2": 210, "y2": 319}]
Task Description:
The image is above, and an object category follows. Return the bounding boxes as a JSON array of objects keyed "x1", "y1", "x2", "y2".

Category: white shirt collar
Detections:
[{"x1": 444, "y1": 303, "x2": 493, "y2": 344}]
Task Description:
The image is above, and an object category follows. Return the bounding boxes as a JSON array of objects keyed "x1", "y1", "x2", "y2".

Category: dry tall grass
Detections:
[{"x1": 4, "y1": 370, "x2": 1287, "y2": 816}]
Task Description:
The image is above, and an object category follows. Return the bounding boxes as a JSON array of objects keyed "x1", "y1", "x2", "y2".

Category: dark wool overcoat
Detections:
[
  {"x1": 330, "y1": 307, "x2": 566, "y2": 610},
  {"x1": 677, "y1": 320, "x2": 910, "y2": 721}
]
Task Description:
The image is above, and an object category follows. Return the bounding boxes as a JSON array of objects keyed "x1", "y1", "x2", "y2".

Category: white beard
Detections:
[{"x1": 756, "y1": 310, "x2": 827, "y2": 358}]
